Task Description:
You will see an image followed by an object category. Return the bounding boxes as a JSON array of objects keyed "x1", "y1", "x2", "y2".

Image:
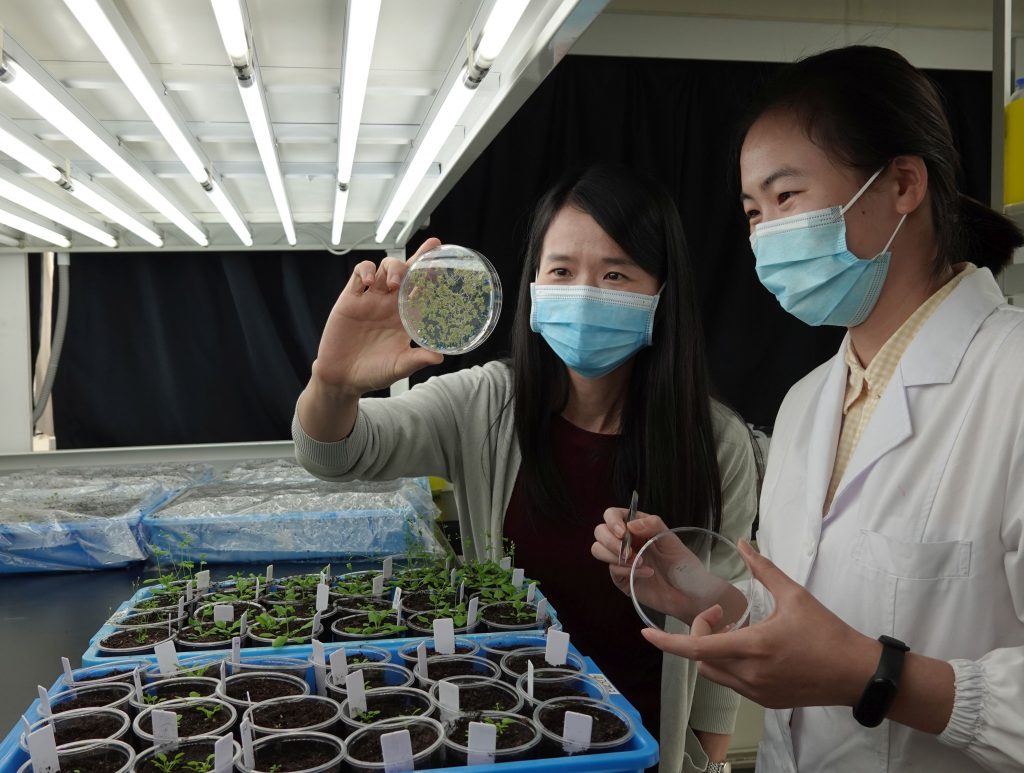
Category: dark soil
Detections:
[
  {"x1": 457, "y1": 684, "x2": 519, "y2": 712},
  {"x1": 99, "y1": 628, "x2": 171, "y2": 650},
  {"x1": 480, "y1": 603, "x2": 541, "y2": 628},
  {"x1": 538, "y1": 703, "x2": 628, "y2": 743},
  {"x1": 75, "y1": 668, "x2": 136, "y2": 684},
  {"x1": 176, "y1": 626, "x2": 233, "y2": 645},
  {"x1": 136, "y1": 744, "x2": 218, "y2": 773},
  {"x1": 527, "y1": 679, "x2": 592, "y2": 703},
  {"x1": 401, "y1": 590, "x2": 456, "y2": 612},
  {"x1": 146, "y1": 680, "x2": 217, "y2": 702},
  {"x1": 263, "y1": 599, "x2": 318, "y2": 618},
  {"x1": 333, "y1": 612, "x2": 405, "y2": 638},
  {"x1": 347, "y1": 723, "x2": 439, "y2": 763},
  {"x1": 195, "y1": 601, "x2": 262, "y2": 619},
  {"x1": 51, "y1": 713, "x2": 125, "y2": 745},
  {"x1": 252, "y1": 737, "x2": 339, "y2": 772},
  {"x1": 423, "y1": 659, "x2": 485, "y2": 681},
  {"x1": 402, "y1": 641, "x2": 475, "y2": 662},
  {"x1": 135, "y1": 596, "x2": 179, "y2": 610},
  {"x1": 447, "y1": 715, "x2": 535, "y2": 749},
  {"x1": 55, "y1": 746, "x2": 130, "y2": 773},
  {"x1": 224, "y1": 676, "x2": 304, "y2": 702},
  {"x1": 251, "y1": 698, "x2": 336, "y2": 730},
  {"x1": 354, "y1": 693, "x2": 429, "y2": 723},
  {"x1": 138, "y1": 703, "x2": 231, "y2": 737},
  {"x1": 332, "y1": 665, "x2": 403, "y2": 690},
  {"x1": 336, "y1": 596, "x2": 392, "y2": 613},
  {"x1": 52, "y1": 687, "x2": 128, "y2": 713},
  {"x1": 504, "y1": 653, "x2": 580, "y2": 677}
]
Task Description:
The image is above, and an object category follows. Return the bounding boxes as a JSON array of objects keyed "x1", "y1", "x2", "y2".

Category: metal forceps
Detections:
[{"x1": 618, "y1": 489, "x2": 639, "y2": 565}]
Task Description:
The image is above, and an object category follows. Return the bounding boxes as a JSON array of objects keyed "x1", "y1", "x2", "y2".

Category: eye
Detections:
[
  {"x1": 550, "y1": 267, "x2": 570, "y2": 278},
  {"x1": 744, "y1": 208, "x2": 760, "y2": 222},
  {"x1": 605, "y1": 271, "x2": 624, "y2": 281},
  {"x1": 777, "y1": 191, "x2": 795, "y2": 205}
]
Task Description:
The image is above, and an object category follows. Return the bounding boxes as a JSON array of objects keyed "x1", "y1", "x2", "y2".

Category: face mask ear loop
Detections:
[
  {"x1": 840, "y1": 166, "x2": 886, "y2": 215},
  {"x1": 879, "y1": 212, "x2": 908, "y2": 255}
]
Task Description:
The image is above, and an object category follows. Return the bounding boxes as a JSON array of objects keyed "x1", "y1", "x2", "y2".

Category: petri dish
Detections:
[
  {"x1": 398, "y1": 244, "x2": 502, "y2": 355},
  {"x1": 628, "y1": 526, "x2": 755, "y2": 633}
]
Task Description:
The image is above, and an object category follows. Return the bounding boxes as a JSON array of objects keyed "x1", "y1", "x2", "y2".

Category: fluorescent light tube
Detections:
[
  {"x1": 205, "y1": 178, "x2": 252, "y2": 246},
  {"x1": 477, "y1": 0, "x2": 530, "y2": 64},
  {"x1": 0, "y1": 124, "x2": 63, "y2": 183},
  {"x1": 331, "y1": 0, "x2": 381, "y2": 245},
  {"x1": 68, "y1": 176, "x2": 163, "y2": 247},
  {"x1": 65, "y1": 0, "x2": 208, "y2": 183},
  {"x1": 375, "y1": 73, "x2": 475, "y2": 242},
  {"x1": 0, "y1": 176, "x2": 116, "y2": 246},
  {"x1": 0, "y1": 54, "x2": 208, "y2": 246},
  {"x1": 238, "y1": 80, "x2": 296, "y2": 245},
  {"x1": 211, "y1": 0, "x2": 251, "y2": 65},
  {"x1": 0, "y1": 205, "x2": 70, "y2": 247}
]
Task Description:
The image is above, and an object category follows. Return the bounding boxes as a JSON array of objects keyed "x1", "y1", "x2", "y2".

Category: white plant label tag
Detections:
[
  {"x1": 219, "y1": 660, "x2": 227, "y2": 685},
  {"x1": 312, "y1": 639, "x2": 325, "y2": 665},
  {"x1": 329, "y1": 649, "x2": 349, "y2": 685},
  {"x1": 240, "y1": 719, "x2": 255, "y2": 769},
  {"x1": 152, "y1": 709, "x2": 179, "y2": 743},
  {"x1": 562, "y1": 710, "x2": 593, "y2": 753},
  {"x1": 467, "y1": 596, "x2": 479, "y2": 627},
  {"x1": 26, "y1": 724, "x2": 59, "y2": 773},
  {"x1": 449, "y1": 568, "x2": 458, "y2": 587},
  {"x1": 499, "y1": 557, "x2": 512, "y2": 571},
  {"x1": 346, "y1": 670, "x2": 367, "y2": 716},
  {"x1": 239, "y1": 612, "x2": 248, "y2": 638},
  {"x1": 535, "y1": 599, "x2": 549, "y2": 623},
  {"x1": 20, "y1": 715, "x2": 31, "y2": 734},
  {"x1": 457, "y1": 581, "x2": 465, "y2": 603},
  {"x1": 311, "y1": 640, "x2": 326, "y2": 696},
  {"x1": 154, "y1": 640, "x2": 179, "y2": 676},
  {"x1": 526, "y1": 582, "x2": 537, "y2": 603},
  {"x1": 382, "y1": 557, "x2": 393, "y2": 579},
  {"x1": 380, "y1": 728, "x2": 414, "y2": 773},
  {"x1": 527, "y1": 660, "x2": 535, "y2": 698},
  {"x1": 315, "y1": 583, "x2": 329, "y2": 612},
  {"x1": 177, "y1": 597, "x2": 186, "y2": 620},
  {"x1": 392, "y1": 587, "x2": 403, "y2": 611},
  {"x1": 437, "y1": 681, "x2": 459, "y2": 722},
  {"x1": 467, "y1": 721, "x2": 497, "y2": 766},
  {"x1": 372, "y1": 575, "x2": 385, "y2": 597},
  {"x1": 415, "y1": 641, "x2": 428, "y2": 679},
  {"x1": 321, "y1": 563, "x2": 331, "y2": 580},
  {"x1": 254, "y1": 578, "x2": 261, "y2": 599},
  {"x1": 195, "y1": 570, "x2": 210, "y2": 591},
  {"x1": 312, "y1": 611, "x2": 322, "y2": 635},
  {"x1": 511, "y1": 568, "x2": 525, "y2": 589},
  {"x1": 185, "y1": 581, "x2": 194, "y2": 603},
  {"x1": 231, "y1": 637, "x2": 242, "y2": 665},
  {"x1": 213, "y1": 604, "x2": 234, "y2": 623},
  {"x1": 36, "y1": 686, "x2": 51, "y2": 717},
  {"x1": 213, "y1": 734, "x2": 233, "y2": 773},
  {"x1": 60, "y1": 657, "x2": 74, "y2": 685},
  {"x1": 265, "y1": 564, "x2": 274, "y2": 584},
  {"x1": 133, "y1": 670, "x2": 144, "y2": 702},
  {"x1": 545, "y1": 630, "x2": 570, "y2": 667},
  {"x1": 433, "y1": 618, "x2": 455, "y2": 655}
]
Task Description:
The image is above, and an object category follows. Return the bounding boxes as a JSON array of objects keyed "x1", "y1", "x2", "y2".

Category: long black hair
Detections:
[
  {"x1": 734, "y1": 45, "x2": 1023, "y2": 274},
  {"x1": 509, "y1": 164, "x2": 723, "y2": 533}
]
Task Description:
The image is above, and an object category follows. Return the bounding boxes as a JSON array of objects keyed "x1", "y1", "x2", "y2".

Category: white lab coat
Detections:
[{"x1": 756, "y1": 267, "x2": 1024, "y2": 772}]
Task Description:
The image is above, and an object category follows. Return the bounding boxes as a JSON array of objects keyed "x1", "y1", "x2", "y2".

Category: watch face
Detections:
[{"x1": 853, "y1": 677, "x2": 896, "y2": 727}]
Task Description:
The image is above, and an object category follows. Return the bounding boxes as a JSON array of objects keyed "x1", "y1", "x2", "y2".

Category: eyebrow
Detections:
[
  {"x1": 543, "y1": 254, "x2": 636, "y2": 267},
  {"x1": 739, "y1": 166, "x2": 802, "y2": 201}
]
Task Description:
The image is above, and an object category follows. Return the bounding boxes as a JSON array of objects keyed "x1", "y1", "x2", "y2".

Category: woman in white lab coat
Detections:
[{"x1": 592, "y1": 45, "x2": 1024, "y2": 771}]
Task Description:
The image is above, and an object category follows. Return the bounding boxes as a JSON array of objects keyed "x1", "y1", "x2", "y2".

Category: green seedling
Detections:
[
  {"x1": 183, "y1": 754, "x2": 215, "y2": 773},
  {"x1": 355, "y1": 709, "x2": 381, "y2": 723},
  {"x1": 343, "y1": 609, "x2": 407, "y2": 637},
  {"x1": 268, "y1": 764, "x2": 282, "y2": 773},
  {"x1": 414, "y1": 600, "x2": 468, "y2": 628},
  {"x1": 251, "y1": 613, "x2": 316, "y2": 648},
  {"x1": 150, "y1": 752, "x2": 185, "y2": 773},
  {"x1": 193, "y1": 704, "x2": 223, "y2": 721},
  {"x1": 483, "y1": 716, "x2": 516, "y2": 735}
]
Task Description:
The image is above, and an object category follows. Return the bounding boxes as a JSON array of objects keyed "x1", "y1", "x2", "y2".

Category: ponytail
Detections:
[{"x1": 954, "y1": 194, "x2": 1024, "y2": 274}]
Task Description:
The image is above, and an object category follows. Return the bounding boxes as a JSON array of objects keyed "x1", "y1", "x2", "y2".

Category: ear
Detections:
[{"x1": 889, "y1": 155, "x2": 928, "y2": 215}]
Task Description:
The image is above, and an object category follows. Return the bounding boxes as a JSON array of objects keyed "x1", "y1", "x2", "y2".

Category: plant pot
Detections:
[
  {"x1": 133, "y1": 698, "x2": 237, "y2": 745},
  {"x1": 109, "y1": 610, "x2": 187, "y2": 629},
  {"x1": 227, "y1": 657, "x2": 311, "y2": 688},
  {"x1": 337, "y1": 687, "x2": 436, "y2": 736},
  {"x1": 498, "y1": 647, "x2": 586, "y2": 684},
  {"x1": 398, "y1": 590, "x2": 457, "y2": 615},
  {"x1": 97, "y1": 622, "x2": 177, "y2": 656},
  {"x1": 194, "y1": 600, "x2": 265, "y2": 622},
  {"x1": 329, "y1": 570, "x2": 385, "y2": 601},
  {"x1": 477, "y1": 601, "x2": 552, "y2": 633},
  {"x1": 414, "y1": 655, "x2": 500, "y2": 690},
  {"x1": 246, "y1": 620, "x2": 323, "y2": 649},
  {"x1": 174, "y1": 626, "x2": 235, "y2": 652},
  {"x1": 394, "y1": 637, "x2": 479, "y2": 670},
  {"x1": 476, "y1": 632, "x2": 548, "y2": 664},
  {"x1": 143, "y1": 654, "x2": 229, "y2": 683},
  {"x1": 63, "y1": 660, "x2": 152, "y2": 688},
  {"x1": 427, "y1": 675, "x2": 524, "y2": 720},
  {"x1": 532, "y1": 696, "x2": 635, "y2": 756},
  {"x1": 133, "y1": 735, "x2": 242, "y2": 773},
  {"x1": 342, "y1": 717, "x2": 444, "y2": 773},
  {"x1": 515, "y1": 668, "x2": 610, "y2": 713},
  {"x1": 323, "y1": 663, "x2": 414, "y2": 702},
  {"x1": 329, "y1": 612, "x2": 407, "y2": 642},
  {"x1": 19, "y1": 707, "x2": 131, "y2": 751},
  {"x1": 260, "y1": 597, "x2": 322, "y2": 621},
  {"x1": 215, "y1": 672, "x2": 309, "y2": 716},
  {"x1": 243, "y1": 695, "x2": 343, "y2": 737},
  {"x1": 235, "y1": 731, "x2": 345, "y2": 773},
  {"x1": 50, "y1": 682, "x2": 135, "y2": 714},
  {"x1": 17, "y1": 738, "x2": 135, "y2": 773},
  {"x1": 128, "y1": 677, "x2": 220, "y2": 711},
  {"x1": 403, "y1": 611, "x2": 478, "y2": 637},
  {"x1": 334, "y1": 596, "x2": 393, "y2": 615},
  {"x1": 442, "y1": 710, "x2": 541, "y2": 764}
]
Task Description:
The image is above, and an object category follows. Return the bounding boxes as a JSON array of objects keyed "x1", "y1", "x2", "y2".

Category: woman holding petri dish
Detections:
[
  {"x1": 293, "y1": 163, "x2": 760, "y2": 773},
  {"x1": 593, "y1": 46, "x2": 1024, "y2": 771}
]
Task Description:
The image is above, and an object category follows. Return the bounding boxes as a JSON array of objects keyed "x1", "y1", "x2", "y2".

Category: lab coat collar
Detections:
[{"x1": 806, "y1": 346, "x2": 849, "y2": 520}]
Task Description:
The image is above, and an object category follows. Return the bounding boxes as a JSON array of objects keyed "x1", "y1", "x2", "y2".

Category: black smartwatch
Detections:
[{"x1": 853, "y1": 635, "x2": 910, "y2": 727}]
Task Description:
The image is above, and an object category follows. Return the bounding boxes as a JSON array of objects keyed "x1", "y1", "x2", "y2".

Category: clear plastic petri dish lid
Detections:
[
  {"x1": 398, "y1": 244, "x2": 502, "y2": 355},
  {"x1": 628, "y1": 526, "x2": 755, "y2": 633}
]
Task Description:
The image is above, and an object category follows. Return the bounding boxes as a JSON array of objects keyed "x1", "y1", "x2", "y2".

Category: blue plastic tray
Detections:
[{"x1": 1, "y1": 641, "x2": 658, "y2": 773}]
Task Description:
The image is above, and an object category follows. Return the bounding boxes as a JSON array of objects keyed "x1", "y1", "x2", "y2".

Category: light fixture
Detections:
[
  {"x1": 375, "y1": 0, "x2": 531, "y2": 243},
  {"x1": 331, "y1": 0, "x2": 381, "y2": 245},
  {"x1": 0, "y1": 168, "x2": 117, "y2": 247},
  {"x1": 0, "y1": 124, "x2": 62, "y2": 183},
  {"x1": 0, "y1": 204, "x2": 70, "y2": 248},
  {"x1": 66, "y1": 0, "x2": 252, "y2": 246},
  {"x1": 212, "y1": 0, "x2": 296, "y2": 245},
  {"x1": 0, "y1": 49, "x2": 208, "y2": 246},
  {"x1": 66, "y1": 176, "x2": 163, "y2": 247}
]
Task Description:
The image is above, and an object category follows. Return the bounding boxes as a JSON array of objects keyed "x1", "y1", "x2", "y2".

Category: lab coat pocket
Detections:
[{"x1": 851, "y1": 529, "x2": 972, "y2": 580}]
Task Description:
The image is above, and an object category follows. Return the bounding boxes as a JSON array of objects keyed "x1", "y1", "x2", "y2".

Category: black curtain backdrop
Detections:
[{"x1": 48, "y1": 55, "x2": 991, "y2": 448}]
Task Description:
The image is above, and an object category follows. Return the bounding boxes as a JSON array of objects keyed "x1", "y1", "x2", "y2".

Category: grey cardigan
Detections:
[{"x1": 293, "y1": 361, "x2": 759, "y2": 773}]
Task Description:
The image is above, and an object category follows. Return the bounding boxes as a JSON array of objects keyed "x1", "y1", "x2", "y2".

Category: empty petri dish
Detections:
[
  {"x1": 398, "y1": 244, "x2": 502, "y2": 355},
  {"x1": 628, "y1": 526, "x2": 754, "y2": 634}
]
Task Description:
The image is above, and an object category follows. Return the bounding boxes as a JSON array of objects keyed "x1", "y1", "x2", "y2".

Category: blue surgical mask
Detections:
[
  {"x1": 529, "y1": 283, "x2": 660, "y2": 379},
  {"x1": 749, "y1": 167, "x2": 907, "y2": 327}
]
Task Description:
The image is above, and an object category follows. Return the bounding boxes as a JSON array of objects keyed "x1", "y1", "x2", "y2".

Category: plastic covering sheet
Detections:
[
  {"x1": 141, "y1": 459, "x2": 441, "y2": 563},
  {"x1": 0, "y1": 464, "x2": 209, "y2": 574}
]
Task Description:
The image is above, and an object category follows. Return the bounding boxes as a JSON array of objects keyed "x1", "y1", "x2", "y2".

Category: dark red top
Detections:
[{"x1": 503, "y1": 415, "x2": 662, "y2": 738}]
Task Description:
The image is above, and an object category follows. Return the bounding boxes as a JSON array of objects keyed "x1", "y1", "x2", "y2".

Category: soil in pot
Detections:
[
  {"x1": 479, "y1": 603, "x2": 544, "y2": 629},
  {"x1": 538, "y1": 702, "x2": 628, "y2": 744},
  {"x1": 52, "y1": 687, "x2": 129, "y2": 713},
  {"x1": 421, "y1": 659, "x2": 484, "y2": 681},
  {"x1": 446, "y1": 714, "x2": 534, "y2": 749},
  {"x1": 52, "y1": 746, "x2": 129, "y2": 773},
  {"x1": 332, "y1": 612, "x2": 406, "y2": 639},
  {"x1": 48, "y1": 714, "x2": 126, "y2": 746},
  {"x1": 224, "y1": 675, "x2": 305, "y2": 703},
  {"x1": 74, "y1": 668, "x2": 137, "y2": 684},
  {"x1": 347, "y1": 724, "x2": 439, "y2": 763},
  {"x1": 251, "y1": 699, "x2": 336, "y2": 730},
  {"x1": 114, "y1": 610, "x2": 177, "y2": 626},
  {"x1": 176, "y1": 626, "x2": 234, "y2": 646},
  {"x1": 138, "y1": 704, "x2": 230, "y2": 737},
  {"x1": 353, "y1": 693, "x2": 428, "y2": 724},
  {"x1": 503, "y1": 652, "x2": 581, "y2": 678},
  {"x1": 455, "y1": 683, "x2": 519, "y2": 713},
  {"x1": 528, "y1": 679, "x2": 593, "y2": 702},
  {"x1": 195, "y1": 601, "x2": 263, "y2": 619},
  {"x1": 135, "y1": 744, "x2": 218, "y2": 773},
  {"x1": 400, "y1": 590, "x2": 456, "y2": 613},
  {"x1": 335, "y1": 597, "x2": 392, "y2": 614},
  {"x1": 99, "y1": 628, "x2": 171, "y2": 650},
  {"x1": 145, "y1": 679, "x2": 217, "y2": 702},
  {"x1": 252, "y1": 737, "x2": 338, "y2": 772}
]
